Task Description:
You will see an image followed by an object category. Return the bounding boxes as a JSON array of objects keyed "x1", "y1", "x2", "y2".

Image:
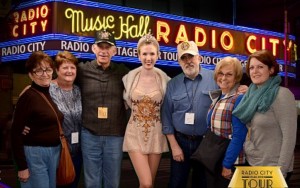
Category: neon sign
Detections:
[
  {"x1": 0, "y1": 0, "x2": 296, "y2": 78},
  {"x1": 11, "y1": 4, "x2": 51, "y2": 37}
]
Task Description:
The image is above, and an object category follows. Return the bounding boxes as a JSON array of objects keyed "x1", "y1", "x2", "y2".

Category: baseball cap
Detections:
[
  {"x1": 94, "y1": 30, "x2": 116, "y2": 46},
  {"x1": 177, "y1": 41, "x2": 199, "y2": 59}
]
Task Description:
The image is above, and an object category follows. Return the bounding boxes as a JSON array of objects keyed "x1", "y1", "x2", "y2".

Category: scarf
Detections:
[{"x1": 232, "y1": 75, "x2": 281, "y2": 124}]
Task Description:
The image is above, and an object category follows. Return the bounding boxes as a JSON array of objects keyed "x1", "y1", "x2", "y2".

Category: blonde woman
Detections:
[{"x1": 122, "y1": 33, "x2": 170, "y2": 188}]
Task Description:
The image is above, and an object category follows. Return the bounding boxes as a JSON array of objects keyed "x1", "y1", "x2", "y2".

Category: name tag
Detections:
[
  {"x1": 98, "y1": 107, "x2": 108, "y2": 119},
  {"x1": 185, "y1": 113, "x2": 195, "y2": 125},
  {"x1": 71, "y1": 132, "x2": 79, "y2": 144}
]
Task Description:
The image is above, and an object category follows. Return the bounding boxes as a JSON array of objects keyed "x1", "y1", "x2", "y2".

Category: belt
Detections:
[{"x1": 175, "y1": 132, "x2": 202, "y2": 141}]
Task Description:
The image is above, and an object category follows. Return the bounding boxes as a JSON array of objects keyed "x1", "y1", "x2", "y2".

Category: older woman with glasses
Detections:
[
  {"x1": 11, "y1": 51, "x2": 63, "y2": 188},
  {"x1": 205, "y1": 56, "x2": 248, "y2": 188}
]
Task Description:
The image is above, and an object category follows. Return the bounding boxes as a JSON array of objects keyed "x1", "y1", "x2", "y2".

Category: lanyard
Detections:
[
  {"x1": 98, "y1": 70, "x2": 110, "y2": 105},
  {"x1": 99, "y1": 80, "x2": 109, "y2": 105},
  {"x1": 184, "y1": 76, "x2": 200, "y2": 110}
]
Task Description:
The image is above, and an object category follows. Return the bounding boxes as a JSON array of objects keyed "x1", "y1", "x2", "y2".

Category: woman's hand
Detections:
[
  {"x1": 18, "y1": 169, "x2": 30, "y2": 183},
  {"x1": 222, "y1": 166, "x2": 232, "y2": 179},
  {"x1": 171, "y1": 145, "x2": 184, "y2": 162}
]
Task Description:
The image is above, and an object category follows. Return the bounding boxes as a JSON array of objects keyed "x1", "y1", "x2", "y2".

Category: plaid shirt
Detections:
[
  {"x1": 77, "y1": 60, "x2": 129, "y2": 136},
  {"x1": 209, "y1": 89, "x2": 245, "y2": 165}
]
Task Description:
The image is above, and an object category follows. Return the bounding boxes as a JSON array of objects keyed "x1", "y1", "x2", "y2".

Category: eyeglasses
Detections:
[
  {"x1": 217, "y1": 72, "x2": 234, "y2": 78},
  {"x1": 33, "y1": 68, "x2": 53, "y2": 76}
]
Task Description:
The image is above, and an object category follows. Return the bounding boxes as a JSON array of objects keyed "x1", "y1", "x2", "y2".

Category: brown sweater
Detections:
[{"x1": 11, "y1": 82, "x2": 63, "y2": 170}]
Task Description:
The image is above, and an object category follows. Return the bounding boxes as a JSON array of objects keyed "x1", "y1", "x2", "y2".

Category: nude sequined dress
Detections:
[{"x1": 123, "y1": 88, "x2": 169, "y2": 154}]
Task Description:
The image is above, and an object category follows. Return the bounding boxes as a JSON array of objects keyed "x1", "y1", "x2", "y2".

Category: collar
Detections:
[
  {"x1": 209, "y1": 84, "x2": 240, "y2": 101},
  {"x1": 91, "y1": 59, "x2": 114, "y2": 70},
  {"x1": 31, "y1": 81, "x2": 49, "y2": 93}
]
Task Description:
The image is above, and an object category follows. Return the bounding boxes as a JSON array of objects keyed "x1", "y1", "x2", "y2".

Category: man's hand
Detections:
[{"x1": 22, "y1": 126, "x2": 30, "y2": 135}]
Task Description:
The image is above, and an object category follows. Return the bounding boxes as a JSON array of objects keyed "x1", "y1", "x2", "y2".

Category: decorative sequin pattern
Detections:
[
  {"x1": 131, "y1": 95, "x2": 161, "y2": 142},
  {"x1": 123, "y1": 89, "x2": 169, "y2": 154}
]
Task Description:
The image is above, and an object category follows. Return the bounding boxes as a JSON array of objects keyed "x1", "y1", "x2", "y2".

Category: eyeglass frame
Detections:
[
  {"x1": 217, "y1": 72, "x2": 234, "y2": 78},
  {"x1": 32, "y1": 68, "x2": 54, "y2": 76}
]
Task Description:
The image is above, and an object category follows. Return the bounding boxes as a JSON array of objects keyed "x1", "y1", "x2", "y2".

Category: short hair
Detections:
[
  {"x1": 25, "y1": 51, "x2": 54, "y2": 73},
  {"x1": 55, "y1": 51, "x2": 78, "y2": 69},
  {"x1": 137, "y1": 33, "x2": 160, "y2": 55},
  {"x1": 246, "y1": 49, "x2": 279, "y2": 76},
  {"x1": 214, "y1": 56, "x2": 243, "y2": 83}
]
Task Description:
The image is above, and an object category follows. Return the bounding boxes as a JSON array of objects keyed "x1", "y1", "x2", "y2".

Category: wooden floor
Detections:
[{"x1": 1, "y1": 147, "x2": 300, "y2": 188}]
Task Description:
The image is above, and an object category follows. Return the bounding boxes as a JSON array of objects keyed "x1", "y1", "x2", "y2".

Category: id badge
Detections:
[
  {"x1": 98, "y1": 107, "x2": 108, "y2": 119},
  {"x1": 185, "y1": 113, "x2": 195, "y2": 125},
  {"x1": 71, "y1": 132, "x2": 79, "y2": 144}
]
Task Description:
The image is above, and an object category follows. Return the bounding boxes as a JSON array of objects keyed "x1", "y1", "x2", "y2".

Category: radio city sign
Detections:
[{"x1": 0, "y1": 0, "x2": 296, "y2": 76}]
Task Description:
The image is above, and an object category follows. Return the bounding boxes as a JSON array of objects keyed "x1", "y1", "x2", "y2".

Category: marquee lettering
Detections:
[
  {"x1": 65, "y1": 8, "x2": 115, "y2": 33},
  {"x1": 65, "y1": 8, "x2": 149, "y2": 39},
  {"x1": 269, "y1": 38, "x2": 280, "y2": 56},
  {"x1": 12, "y1": 5, "x2": 49, "y2": 37},
  {"x1": 195, "y1": 27, "x2": 206, "y2": 47},
  {"x1": 176, "y1": 25, "x2": 189, "y2": 43},
  {"x1": 1, "y1": 41, "x2": 46, "y2": 56},
  {"x1": 156, "y1": 21, "x2": 170, "y2": 43},
  {"x1": 220, "y1": 31, "x2": 233, "y2": 51},
  {"x1": 61, "y1": 41, "x2": 90, "y2": 52},
  {"x1": 211, "y1": 30, "x2": 216, "y2": 49},
  {"x1": 246, "y1": 35, "x2": 280, "y2": 56},
  {"x1": 116, "y1": 15, "x2": 149, "y2": 39}
]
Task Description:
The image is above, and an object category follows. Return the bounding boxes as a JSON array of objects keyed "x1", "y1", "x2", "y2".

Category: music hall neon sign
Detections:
[{"x1": 55, "y1": 3, "x2": 294, "y2": 60}]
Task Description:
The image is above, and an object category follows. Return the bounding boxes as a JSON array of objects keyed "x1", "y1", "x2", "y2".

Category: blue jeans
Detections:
[
  {"x1": 21, "y1": 145, "x2": 60, "y2": 188},
  {"x1": 169, "y1": 133, "x2": 206, "y2": 188},
  {"x1": 81, "y1": 127, "x2": 123, "y2": 188}
]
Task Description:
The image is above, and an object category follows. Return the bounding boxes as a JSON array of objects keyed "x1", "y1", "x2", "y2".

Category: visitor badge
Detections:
[
  {"x1": 185, "y1": 113, "x2": 195, "y2": 125},
  {"x1": 98, "y1": 107, "x2": 108, "y2": 119},
  {"x1": 71, "y1": 132, "x2": 79, "y2": 144}
]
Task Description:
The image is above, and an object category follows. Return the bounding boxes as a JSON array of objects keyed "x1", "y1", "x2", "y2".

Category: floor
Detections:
[{"x1": 0, "y1": 147, "x2": 299, "y2": 188}]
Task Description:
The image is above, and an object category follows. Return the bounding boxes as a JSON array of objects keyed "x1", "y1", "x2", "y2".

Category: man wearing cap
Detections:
[
  {"x1": 77, "y1": 29, "x2": 129, "y2": 188},
  {"x1": 161, "y1": 41, "x2": 219, "y2": 188}
]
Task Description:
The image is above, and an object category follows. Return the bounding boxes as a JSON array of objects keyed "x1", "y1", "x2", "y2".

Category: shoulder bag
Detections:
[
  {"x1": 32, "y1": 88, "x2": 75, "y2": 185},
  {"x1": 191, "y1": 130, "x2": 230, "y2": 174}
]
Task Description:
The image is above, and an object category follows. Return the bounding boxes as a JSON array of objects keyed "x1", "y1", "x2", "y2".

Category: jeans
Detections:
[
  {"x1": 21, "y1": 145, "x2": 60, "y2": 188},
  {"x1": 81, "y1": 127, "x2": 123, "y2": 188},
  {"x1": 169, "y1": 133, "x2": 206, "y2": 188}
]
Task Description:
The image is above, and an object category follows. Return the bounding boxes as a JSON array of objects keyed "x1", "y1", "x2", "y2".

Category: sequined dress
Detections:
[{"x1": 123, "y1": 88, "x2": 169, "y2": 154}]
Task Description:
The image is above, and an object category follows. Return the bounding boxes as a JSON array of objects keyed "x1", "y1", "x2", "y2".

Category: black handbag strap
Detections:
[{"x1": 31, "y1": 87, "x2": 64, "y2": 138}]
